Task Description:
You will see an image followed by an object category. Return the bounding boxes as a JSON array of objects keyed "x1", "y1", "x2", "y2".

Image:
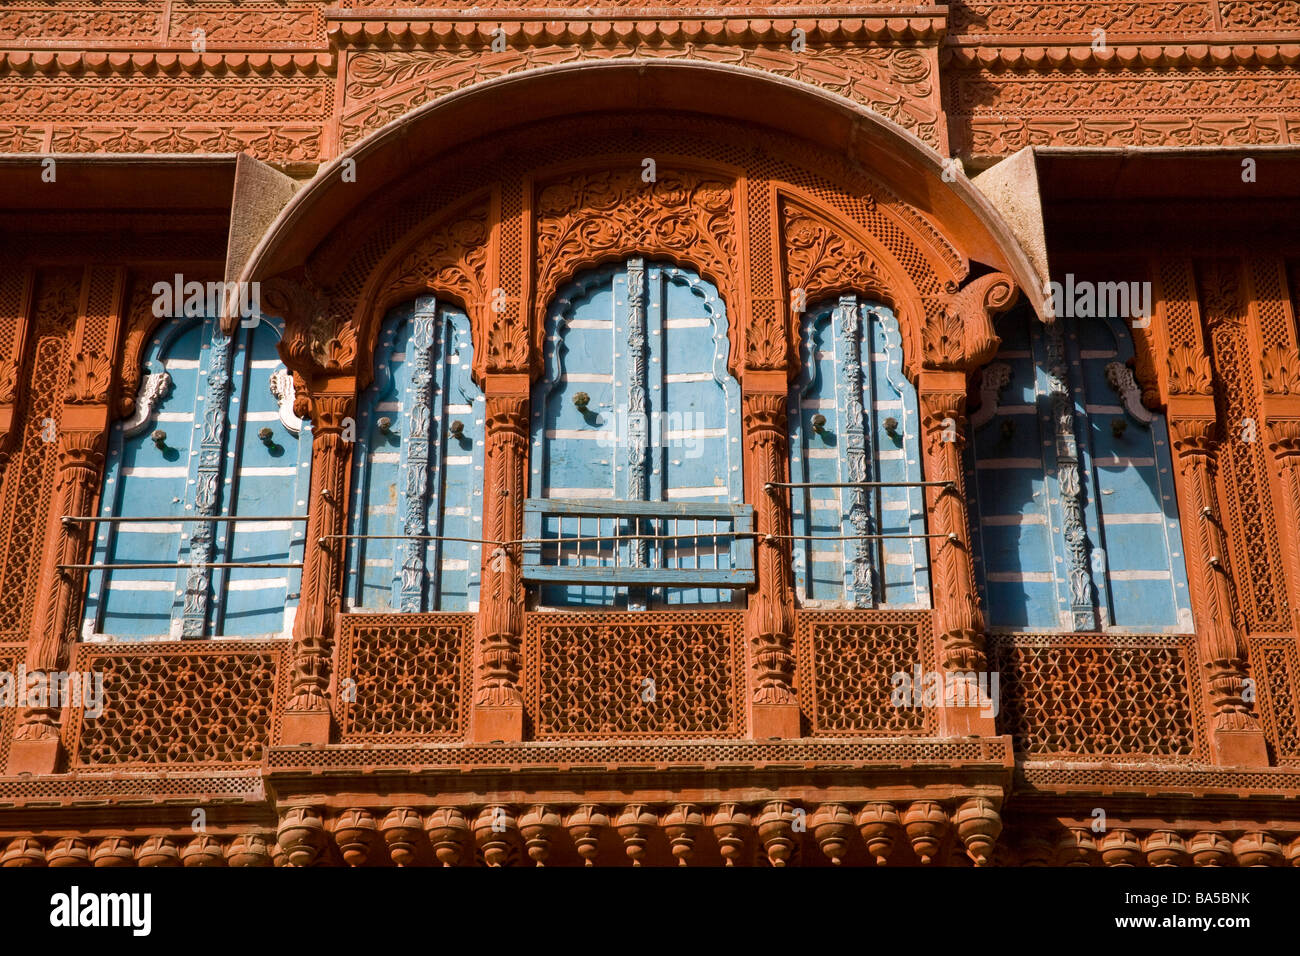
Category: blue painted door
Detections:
[
  {"x1": 345, "y1": 296, "x2": 484, "y2": 612},
  {"x1": 530, "y1": 259, "x2": 742, "y2": 608},
  {"x1": 788, "y1": 295, "x2": 930, "y2": 607}
]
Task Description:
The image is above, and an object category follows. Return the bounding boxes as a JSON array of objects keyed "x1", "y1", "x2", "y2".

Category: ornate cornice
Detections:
[
  {"x1": 0, "y1": 50, "x2": 334, "y2": 77},
  {"x1": 327, "y1": 14, "x2": 949, "y2": 48}
]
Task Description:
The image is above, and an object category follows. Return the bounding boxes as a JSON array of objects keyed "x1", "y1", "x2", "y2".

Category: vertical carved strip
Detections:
[
  {"x1": 287, "y1": 387, "x2": 355, "y2": 722},
  {"x1": 399, "y1": 298, "x2": 437, "y2": 613},
  {"x1": 1170, "y1": 418, "x2": 1267, "y2": 763},
  {"x1": 183, "y1": 325, "x2": 232, "y2": 637},
  {"x1": 919, "y1": 384, "x2": 985, "y2": 673},
  {"x1": 17, "y1": 429, "x2": 106, "y2": 748},
  {"x1": 474, "y1": 382, "x2": 527, "y2": 737},
  {"x1": 835, "y1": 295, "x2": 875, "y2": 607},
  {"x1": 1269, "y1": 419, "x2": 1300, "y2": 636},
  {"x1": 744, "y1": 391, "x2": 797, "y2": 712},
  {"x1": 1045, "y1": 322, "x2": 1097, "y2": 630},
  {"x1": 0, "y1": 269, "x2": 33, "y2": 470},
  {"x1": 625, "y1": 258, "x2": 648, "y2": 610}
]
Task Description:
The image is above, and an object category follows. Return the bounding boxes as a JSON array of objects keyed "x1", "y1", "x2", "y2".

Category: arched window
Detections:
[
  {"x1": 525, "y1": 258, "x2": 750, "y2": 609},
  {"x1": 788, "y1": 294, "x2": 930, "y2": 607},
  {"x1": 345, "y1": 295, "x2": 484, "y2": 612},
  {"x1": 83, "y1": 313, "x2": 312, "y2": 639},
  {"x1": 966, "y1": 304, "x2": 1192, "y2": 631}
]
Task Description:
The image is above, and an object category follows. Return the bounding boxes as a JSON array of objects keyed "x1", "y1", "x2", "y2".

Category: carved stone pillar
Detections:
[
  {"x1": 471, "y1": 373, "x2": 528, "y2": 742},
  {"x1": 1170, "y1": 417, "x2": 1268, "y2": 766},
  {"x1": 743, "y1": 376, "x2": 799, "y2": 738},
  {"x1": 9, "y1": 409, "x2": 106, "y2": 775},
  {"x1": 918, "y1": 374, "x2": 994, "y2": 737},
  {"x1": 282, "y1": 380, "x2": 355, "y2": 746}
]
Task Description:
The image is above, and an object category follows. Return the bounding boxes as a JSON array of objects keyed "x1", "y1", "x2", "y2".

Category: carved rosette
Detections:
[
  {"x1": 920, "y1": 392, "x2": 986, "y2": 671},
  {"x1": 743, "y1": 392, "x2": 797, "y2": 707},
  {"x1": 1170, "y1": 418, "x2": 1259, "y2": 733},
  {"x1": 476, "y1": 393, "x2": 528, "y2": 709},
  {"x1": 288, "y1": 391, "x2": 355, "y2": 713}
]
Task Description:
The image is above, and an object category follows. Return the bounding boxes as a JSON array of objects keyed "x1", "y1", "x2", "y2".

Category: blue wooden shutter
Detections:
[
  {"x1": 85, "y1": 312, "x2": 312, "y2": 639},
  {"x1": 788, "y1": 296, "x2": 929, "y2": 607},
  {"x1": 1071, "y1": 314, "x2": 1192, "y2": 630},
  {"x1": 218, "y1": 315, "x2": 313, "y2": 636},
  {"x1": 346, "y1": 297, "x2": 484, "y2": 612},
  {"x1": 86, "y1": 318, "x2": 207, "y2": 639},
  {"x1": 529, "y1": 259, "x2": 742, "y2": 608},
  {"x1": 967, "y1": 305, "x2": 1192, "y2": 631}
]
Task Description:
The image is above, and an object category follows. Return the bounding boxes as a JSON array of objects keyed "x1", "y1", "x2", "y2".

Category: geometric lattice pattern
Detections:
[
  {"x1": 1250, "y1": 637, "x2": 1300, "y2": 765},
  {"x1": 796, "y1": 610, "x2": 935, "y2": 736},
  {"x1": 525, "y1": 611, "x2": 744, "y2": 739},
  {"x1": 0, "y1": 645, "x2": 18, "y2": 770},
  {"x1": 335, "y1": 613, "x2": 469, "y2": 742},
  {"x1": 66, "y1": 641, "x2": 284, "y2": 768},
  {"x1": 990, "y1": 634, "x2": 1203, "y2": 759}
]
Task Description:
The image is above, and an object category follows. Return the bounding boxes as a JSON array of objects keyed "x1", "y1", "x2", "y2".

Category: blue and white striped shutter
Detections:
[
  {"x1": 1071, "y1": 315, "x2": 1192, "y2": 631},
  {"x1": 866, "y1": 302, "x2": 930, "y2": 605},
  {"x1": 789, "y1": 296, "x2": 927, "y2": 608},
  {"x1": 531, "y1": 264, "x2": 622, "y2": 607},
  {"x1": 967, "y1": 309, "x2": 1069, "y2": 629},
  {"x1": 346, "y1": 298, "x2": 483, "y2": 612},
  {"x1": 968, "y1": 307, "x2": 1192, "y2": 632},
  {"x1": 651, "y1": 264, "x2": 742, "y2": 606},
  {"x1": 85, "y1": 318, "x2": 207, "y2": 640},
  {"x1": 429, "y1": 304, "x2": 483, "y2": 610},
  {"x1": 531, "y1": 259, "x2": 741, "y2": 608},
  {"x1": 218, "y1": 316, "x2": 312, "y2": 637}
]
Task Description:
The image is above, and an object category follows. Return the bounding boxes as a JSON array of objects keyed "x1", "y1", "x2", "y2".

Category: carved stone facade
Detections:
[{"x1": 0, "y1": 1, "x2": 1298, "y2": 869}]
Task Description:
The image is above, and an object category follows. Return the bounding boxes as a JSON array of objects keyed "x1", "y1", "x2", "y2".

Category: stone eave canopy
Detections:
[{"x1": 238, "y1": 58, "x2": 1046, "y2": 321}]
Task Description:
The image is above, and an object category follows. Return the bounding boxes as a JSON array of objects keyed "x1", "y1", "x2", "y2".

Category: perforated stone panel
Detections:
[
  {"x1": 65, "y1": 640, "x2": 285, "y2": 769},
  {"x1": 334, "y1": 613, "x2": 470, "y2": 742},
  {"x1": 524, "y1": 611, "x2": 744, "y2": 739},
  {"x1": 990, "y1": 634, "x2": 1206, "y2": 760},
  {"x1": 796, "y1": 610, "x2": 936, "y2": 736}
]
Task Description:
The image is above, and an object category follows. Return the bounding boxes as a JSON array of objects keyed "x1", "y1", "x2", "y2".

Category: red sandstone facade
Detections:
[{"x1": 0, "y1": 2, "x2": 1298, "y2": 867}]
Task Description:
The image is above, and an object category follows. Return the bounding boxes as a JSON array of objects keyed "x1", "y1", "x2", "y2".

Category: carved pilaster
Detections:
[
  {"x1": 282, "y1": 383, "x2": 355, "y2": 746},
  {"x1": 1170, "y1": 417, "x2": 1268, "y2": 766},
  {"x1": 471, "y1": 376, "x2": 528, "y2": 741},
  {"x1": 919, "y1": 379, "x2": 994, "y2": 737},
  {"x1": 743, "y1": 385, "x2": 799, "y2": 738},
  {"x1": 9, "y1": 421, "x2": 106, "y2": 774}
]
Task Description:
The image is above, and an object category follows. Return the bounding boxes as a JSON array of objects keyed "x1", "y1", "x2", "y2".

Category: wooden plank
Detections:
[
  {"x1": 522, "y1": 565, "x2": 754, "y2": 586},
  {"x1": 525, "y1": 497, "x2": 751, "y2": 520}
]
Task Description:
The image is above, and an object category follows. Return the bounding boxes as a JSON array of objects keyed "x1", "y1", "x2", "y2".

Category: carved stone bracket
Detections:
[{"x1": 921, "y1": 272, "x2": 1018, "y2": 374}]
